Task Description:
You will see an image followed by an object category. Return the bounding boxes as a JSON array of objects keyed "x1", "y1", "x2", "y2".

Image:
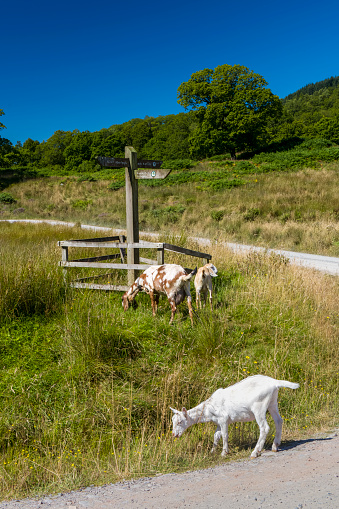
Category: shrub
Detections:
[
  {"x1": 208, "y1": 153, "x2": 232, "y2": 161},
  {"x1": 244, "y1": 208, "x2": 261, "y2": 221},
  {"x1": 211, "y1": 210, "x2": 224, "y2": 222},
  {"x1": 0, "y1": 192, "x2": 16, "y2": 204},
  {"x1": 150, "y1": 205, "x2": 186, "y2": 224},
  {"x1": 161, "y1": 159, "x2": 195, "y2": 170},
  {"x1": 77, "y1": 174, "x2": 97, "y2": 182},
  {"x1": 233, "y1": 161, "x2": 257, "y2": 174},
  {"x1": 204, "y1": 178, "x2": 245, "y2": 191},
  {"x1": 108, "y1": 181, "x2": 125, "y2": 191},
  {"x1": 71, "y1": 199, "x2": 93, "y2": 210}
]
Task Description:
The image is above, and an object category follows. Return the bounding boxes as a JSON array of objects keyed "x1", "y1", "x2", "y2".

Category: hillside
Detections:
[
  {"x1": 284, "y1": 75, "x2": 339, "y2": 101},
  {"x1": 1, "y1": 137, "x2": 339, "y2": 258}
]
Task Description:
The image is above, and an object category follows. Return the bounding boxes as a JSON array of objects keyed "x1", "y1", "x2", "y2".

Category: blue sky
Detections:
[{"x1": 2, "y1": 0, "x2": 339, "y2": 145}]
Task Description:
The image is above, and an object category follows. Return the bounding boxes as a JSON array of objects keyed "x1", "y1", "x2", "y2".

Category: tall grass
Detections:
[
  {"x1": 0, "y1": 223, "x2": 338, "y2": 500},
  {"x1": 2, "y1": 160, "x2": 339, "y2": 256}
]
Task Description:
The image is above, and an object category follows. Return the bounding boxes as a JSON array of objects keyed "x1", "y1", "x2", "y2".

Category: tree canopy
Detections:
[
  {"x1": 0, "y1": 109, "x2": 6, "y2": 131},
  {"x1": 177, "y1": 64, "x2": 282, "y2": 158},
  {"x1": 1, "y1": 70, "x2": 339, "y2": 172}
]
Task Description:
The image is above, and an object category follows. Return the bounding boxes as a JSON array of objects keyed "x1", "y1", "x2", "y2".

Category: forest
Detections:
[{"x1": 1, "y1": 65, "x2": 339, "y2": 174}]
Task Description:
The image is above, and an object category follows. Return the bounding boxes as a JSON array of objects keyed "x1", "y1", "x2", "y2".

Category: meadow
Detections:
[
  {"x1": 0, "y1": 221, "x2": 338, "y2": 500},
  {"x1": 1, "y1": 140, "x2": 339, "y2": 257}
]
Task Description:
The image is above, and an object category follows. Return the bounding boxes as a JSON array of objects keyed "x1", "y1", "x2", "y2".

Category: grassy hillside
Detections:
[
  {"x1": 0, "y1": 222, "x2": 338, "y2": 500},
  {"x1": 1, "y1": 139, "x2": 339, "y2": 257}
]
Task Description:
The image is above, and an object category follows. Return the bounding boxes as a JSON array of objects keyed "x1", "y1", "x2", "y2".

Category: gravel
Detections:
[{"x1": 1, "y1": 430, "x2": 338, "y2": 509}]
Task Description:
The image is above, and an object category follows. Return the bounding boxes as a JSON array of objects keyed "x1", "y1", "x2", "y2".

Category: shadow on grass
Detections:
[{"x1": 0, "y1": 168, "x2": 39, "y2": 190}]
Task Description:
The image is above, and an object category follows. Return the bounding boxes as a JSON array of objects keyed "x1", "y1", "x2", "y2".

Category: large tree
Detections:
[{"x1": 177, "y1": 64, "x2": 282, "y2": 158}]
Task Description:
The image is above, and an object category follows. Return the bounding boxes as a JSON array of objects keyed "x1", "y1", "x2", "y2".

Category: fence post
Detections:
[
  {"x1": 61, "y1": 246, "x2": 68, "y2": 283},
  {"x1": 157, "y1": 246, "x2": 164, "y2": 265},
  {"x1": 125, "y1": 146, "x2": 139, "y2": 284}
]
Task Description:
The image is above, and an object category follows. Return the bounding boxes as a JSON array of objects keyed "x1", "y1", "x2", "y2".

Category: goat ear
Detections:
[
  {"x1": 210, "y1": 266, "x2": 218, "y2": 277},
  {"x1": 170, "y1": 407, "x2": 178, "y2": 414},
  {"x1": 182, "y1": 407, "x2": 188, "y2": 418}
]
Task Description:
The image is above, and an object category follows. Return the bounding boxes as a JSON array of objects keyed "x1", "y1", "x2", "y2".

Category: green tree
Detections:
[
  {"x1": 0, "y1": 109, "x2": 6, "y2": 131},
  {"x1": 90, "y1": 127, "x2": 126, "y2": 161},
  {"x1": 38, "y1": 130, "x2": 75, "y2": 168},
  {"x1": 307, "y1": 115, "x2": 339, "y2": 144},
  {"x1": 177, "y1": 64, "x2": 282, "y2": 158},
  {"x1": 0, "y1": 137, "x2": 14, "y2": 168},
  {"x1": 120, "y1": 119, "x2": 153, "y2": 154},
  {"x1": 63, "y1": 131, "x2": 93, "y2": 171},
  {"x1": 142, "y1": 113, "x2": 192, "y2": 159},
  {"x1": 21, "y1": 138, "x2": 41, "y2": 166}
]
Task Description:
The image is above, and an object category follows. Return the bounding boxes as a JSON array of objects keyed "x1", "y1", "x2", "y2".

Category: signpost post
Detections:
[
  {"x1": 125, "y1": 146, "x2": 139, "y2": 284},
  {"x1": 97, "y1": 148, "x2": 171, "y2": 285}
]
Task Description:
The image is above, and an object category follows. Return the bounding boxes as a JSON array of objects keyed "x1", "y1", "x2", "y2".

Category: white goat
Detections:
[
  {"x1": 170, "y1": 375, "x2": 299, "y2": 458},
  {"x1": 194, "y1": 263, "x2": 218, "y2": 309},
  {"x1": 122, "y1": 264, "x2": 197, "y2": 325}
]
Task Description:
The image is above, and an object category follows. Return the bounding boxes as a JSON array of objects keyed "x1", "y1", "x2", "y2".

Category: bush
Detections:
[
  {"x1": 150, "y1": 205, "x2": 186, "y2": 224},
  {"x1": 244, "y1": 208, "x2": 261, "y2": 221},
  {"x1": 77, "y1": 174, "x2": 97, "y2": 182},
  {"x1": 0, "y1": 192, "x2": 16, "y2": 204},
  {"x1": 108, "y1": 181, "x2": 125, "y2": 191},
  {"x1": 161, "y1": 159, "x2": 195, "y2": 170},
  {"x1": 203, "y1": 178, "x2": 245, "y2": 191},
  {"x1": 211, "y1": 210, "x2": 224, "y2": 222},
  {"x1": 71, "y1": 199, "x2": 92, "y2": 210}
]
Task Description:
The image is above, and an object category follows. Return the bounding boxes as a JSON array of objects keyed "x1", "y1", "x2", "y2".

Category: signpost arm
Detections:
[{"x1": 125, "y1": 146, "x2": 139, "y2": 284}]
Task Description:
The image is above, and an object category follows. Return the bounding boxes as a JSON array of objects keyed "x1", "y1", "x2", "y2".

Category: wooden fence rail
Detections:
[{"x1": 58, "y1": 234, "x2": 211, "y2": 292}]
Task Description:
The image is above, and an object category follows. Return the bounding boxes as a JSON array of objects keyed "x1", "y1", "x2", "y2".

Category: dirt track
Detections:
[{"x1": 2, "y1": 430, "x2": 338, "y2": 509}]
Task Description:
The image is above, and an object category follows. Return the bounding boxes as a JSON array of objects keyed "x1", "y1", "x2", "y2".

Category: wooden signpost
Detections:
[{"x1": 97, "y1": 147, "x2": 171, "y2": 284}]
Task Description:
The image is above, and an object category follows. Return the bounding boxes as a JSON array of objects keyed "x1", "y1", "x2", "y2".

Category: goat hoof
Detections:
[
  {"x1": 250, "y1": 451, "x2": 260, "y2": 459},
  {"x1": 272, "y1": 444, "x2": 279, "y2": 452},
  {"x1": 221, "y1": 451, "x2": 227, "y2": 457}
]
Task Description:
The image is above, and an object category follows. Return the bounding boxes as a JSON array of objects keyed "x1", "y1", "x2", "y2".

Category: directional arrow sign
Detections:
[
  {"x1": 136, "y1": 159, "x2": 163, "y2": 169},
  {"x1": 97, "y1": 156, "x2": 130, "y2": 168},
  {"x1": 135, "y1": 169, "x2": 171, "y2": 180}
]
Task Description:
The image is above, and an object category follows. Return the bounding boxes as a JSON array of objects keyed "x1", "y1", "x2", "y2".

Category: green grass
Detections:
[{"x1": 0, "y1": 223, "x2": 338, "y2": 500}]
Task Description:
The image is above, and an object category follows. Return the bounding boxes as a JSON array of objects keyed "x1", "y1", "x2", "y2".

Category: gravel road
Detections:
[{"x1": 1, "y1": 430, "x2": 338, "y2": 509}]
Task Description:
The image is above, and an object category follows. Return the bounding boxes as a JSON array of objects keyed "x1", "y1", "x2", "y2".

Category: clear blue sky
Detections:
[{"x1": 2, "y1": 0, "x2": 339, "y2": 145}]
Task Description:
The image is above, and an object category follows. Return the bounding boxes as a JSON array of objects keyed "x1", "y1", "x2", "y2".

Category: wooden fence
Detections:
[{"x1": 58, "y1": 234, "x2": 212, "y2": 291}]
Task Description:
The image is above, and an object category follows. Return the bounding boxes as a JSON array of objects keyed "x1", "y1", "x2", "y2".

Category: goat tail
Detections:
[
  {"x1": 276, "y1": 379, "x2": 300, "y2": 390},
  {"x1": 174, "y1": 267, "x2": 197, "y2": 290},
  {"x1": 185, "y1": 267, "x2": 197, "y2": 281}
]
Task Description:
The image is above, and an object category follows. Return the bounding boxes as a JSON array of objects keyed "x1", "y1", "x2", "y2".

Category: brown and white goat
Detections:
[
  {"x1": 194, "y1": 263, "x2": 218, "y2": 310},
  {"x1": 122, "y1": 264, "x2": 197, "y2": 325}
]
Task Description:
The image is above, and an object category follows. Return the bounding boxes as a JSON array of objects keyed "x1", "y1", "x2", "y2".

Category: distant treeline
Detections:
[
  {"x1": 1, "y1": 72, "x2": 339, "y2": 173},
  {"x1": 284, "y1": 75, "x2": 339, "y2": 101}
]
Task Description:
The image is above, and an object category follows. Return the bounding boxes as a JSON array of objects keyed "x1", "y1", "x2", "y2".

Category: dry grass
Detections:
[{"x1": 1, "y1": 163, "x2": 338, "y2": 256}]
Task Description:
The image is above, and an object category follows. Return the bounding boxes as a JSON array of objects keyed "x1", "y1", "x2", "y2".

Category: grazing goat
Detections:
[
  {"x1": 122, "y1": 264, "x2": 197, "y2": 325},
  {"x1": 170, "y1": 375, "x2": 299, "y2": 458},
  {"x1": 194, "y1": 263, "x2": 218, "y2": 309}
]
